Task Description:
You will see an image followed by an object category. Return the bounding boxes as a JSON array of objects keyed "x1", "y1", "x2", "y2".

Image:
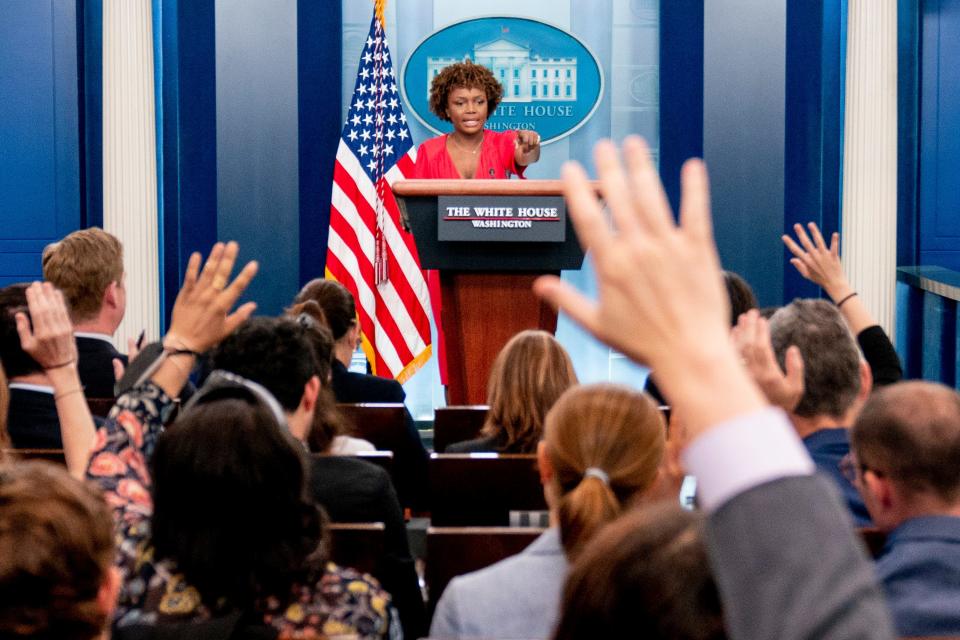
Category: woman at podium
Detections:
[
  {"x1": 413, "y1": 60, "x2": 541, "y2": 180},
  {"x1": 413, "y1": 60, "x2": 541, "y2": 385}
]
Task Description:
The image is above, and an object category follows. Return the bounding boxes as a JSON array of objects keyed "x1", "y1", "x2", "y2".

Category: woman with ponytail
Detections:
[{"x1": 430, "y1": 383, "x2": 666, "y2": 639}]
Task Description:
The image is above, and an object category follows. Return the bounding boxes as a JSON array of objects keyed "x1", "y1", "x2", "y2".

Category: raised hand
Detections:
[
  {"x1": 533, "y1": 137, "x2": 767, "y2": 437},
  {"x1": 15, "y1": 282, "x2": 77, "y2": 372},
  {"x1": 782, "y1": 223, "x2": 851, "y2": 301},
  {"x1": 731, "y1": 309, "x2": 805, "y2": 412},
  {"x1": 164, "y1": 241, "x2": 258, "y2": 354},
  {"x1": 514, "y1": 130, "x2": 541, "y2": 165}
]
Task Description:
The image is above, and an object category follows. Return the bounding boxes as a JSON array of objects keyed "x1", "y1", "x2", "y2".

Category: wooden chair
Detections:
[
  {"x1": 327, "y1": 522, "x2": 386, "y2": 577},
  {"x1": 87, "y1": 397, "x2": 116, "y2": 418},
  {"x1": 2, "y1": 448, "x2": 67, "y2": 465},
  {"x1": 429, "y1": 453, "x2": 546, "y2": 526},
  {"x1": 432, "y1": 405, "x2": 488, "y2": 453},
  {"x1": 425, "y1": 526, "x2": 545, "y2": 612},
  {"x1": 337, "y1": 403, "x2": 409, "y2": 453},
  {"x1": 348, "y1": 450, "x2": 395, "y2": 477}
]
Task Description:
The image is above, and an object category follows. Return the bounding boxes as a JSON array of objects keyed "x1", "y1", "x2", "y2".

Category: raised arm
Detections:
[
  {"x1": 783, "y1": 223, "x2": 902, "y2": 385},
  {"x1": 534, "y1": 138, "x2": 894, "y2": 640},
  {"x1": 16, "y1": 282, "x2": 96, "y2": 478}
]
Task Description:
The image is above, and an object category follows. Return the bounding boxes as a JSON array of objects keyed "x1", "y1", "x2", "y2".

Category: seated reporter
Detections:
[
  {"x1": 555, "y1": 503, "x2": 724, "y2": 640},
  {"x1": 294, "y1": 278, "x2": 427, "y2": 509},
  {"x1": 533, "y1": 138, "x2": 894, "y2": 639},
  {"x1": 211, "y1": 310, "x2": 425, "y2": 639},
  {"x1": 0, "y1": 462, "x2": 118, "y2": 640},
  {"x1": 446, "y1": 330, "x2": 577, "y2": 454},
  {"x1": 851, "y1": 381, "x2": 960, "y2": 636},
  {"x1": 431, "y1": 383, "x2": 665, "y2": 639},
  {"x1": 76, "y1": 243, "x2": 396, "y2": 637}
]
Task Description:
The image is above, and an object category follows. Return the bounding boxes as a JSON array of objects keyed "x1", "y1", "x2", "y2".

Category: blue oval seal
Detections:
[{"x1": 401, "y1": 17, "x2": 604, "y2": 145}]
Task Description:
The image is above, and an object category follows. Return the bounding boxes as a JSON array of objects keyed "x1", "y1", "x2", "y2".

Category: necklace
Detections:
[{"x1": 450, "y1": 133, "x2": 484, "y2": 155}]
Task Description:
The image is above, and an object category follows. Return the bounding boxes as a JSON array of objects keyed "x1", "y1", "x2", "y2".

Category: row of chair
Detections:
[
  {"x1": 326, "y1": 522, "x2": 544, "y2": 612},
  {"x1": 4, "y1": 446, "x2": 547, "y2": 527}
]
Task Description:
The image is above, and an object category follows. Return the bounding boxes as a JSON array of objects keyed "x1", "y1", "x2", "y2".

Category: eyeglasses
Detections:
[
  {"x1": 183, "y1": 369, "x2": 289, "y2": 433},
  {"x1": 839, "y1": 452, "x2": 884, "y2": 485}
]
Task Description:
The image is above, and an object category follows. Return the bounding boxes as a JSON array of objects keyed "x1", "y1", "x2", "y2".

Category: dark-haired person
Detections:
[
  {"x1": 213, "y1": 311, "x2": 425, "y2": 639},
  {"x1": 851, "y1": 381, "x2": 960, "y2": 636},
  {"x1": 554, "y1": 503, "x2": 725, "y2": 640},
  {"x1": 414, "y1": 60, "x2": 540, "y2": 182},
  {"x1": 412, "y1": 60, "x2": 541, "y2": 387},
  {"x1": 430, "y1": 384, "x2": 664, "y2": 639},
  {"x1": 294, "y1": 278, "x2": 428, "y2": 509},
  {"x1": 768, "y1": 298, "x2": 874, "y2": 526},
  {"x1": 78, "y1": 243, "x2": 396, "y2": 637},
  {"x1": 1, "y1": 283, "x2": 102, "y2": 455},
  {"x1": 0, "y1": 462, "x2": 119, "y2": 639}
]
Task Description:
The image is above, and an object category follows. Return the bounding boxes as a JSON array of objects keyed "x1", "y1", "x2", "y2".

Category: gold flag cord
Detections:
[{"x1": 374, "y1": 0, "x2": 386, "y2": 25}]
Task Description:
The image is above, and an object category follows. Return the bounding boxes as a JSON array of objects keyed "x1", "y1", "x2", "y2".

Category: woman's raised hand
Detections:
[{"x1": 164, "y1": 242, "x2": 258, "y2": 353}]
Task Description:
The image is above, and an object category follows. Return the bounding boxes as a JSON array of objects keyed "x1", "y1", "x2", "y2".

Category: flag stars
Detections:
[
  {"x1": 387, "y1": 113, "x2": 397, "y2": 126},
  {"x1": 367, "y1": 159, "x2": 378, "y2": 172},
  {"x1": 351, "y1": 113, "x2": 361, "y2": 127},
  {"x1": 398, "y1": 129, "x2": 409, "y2": 140},
  {"x1": 347, "y1": 130, "x2": 359, "y2": 142},
  {"x1": 353, "y1": 98, "x2": 364, "y2": 111},
  {"x1": 388, "y1": 97, "x2": 398, "y2": 109},
  {"x1": 385, "y1": 129, "x2": 396, "y2": 141},
  {"x1": 360, "y1": 68, "x2": 370, "y2": 80},
  {"x1": 357, "y1": 83, "x2": 367, "y2": 96},
  {"x1": 366, "y1": 35, "x2": 374, "y2": 48},
  {"x1": 357, "y1": 144, "x2": 369, "y2": 156},
  {"x1": 399, "y1": 113, "x2": 407, "y2": 124},
  {"x1": 360, "y1": 129, "x2": 371, "y2": 141},
  {"x1": 384, "y1": 144, "x2": 394, "y2": 156},
  {"x1": 363, "y1": 113, "x2": 373, "y2": 126},
  {"x1": 366, "y1": 98, "x2": 376, "y2": 110}
]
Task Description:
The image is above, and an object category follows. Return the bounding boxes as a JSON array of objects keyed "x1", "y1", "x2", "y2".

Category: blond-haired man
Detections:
[{"x1": 42, "y1": 227, "x2": 127, "y2": 398}]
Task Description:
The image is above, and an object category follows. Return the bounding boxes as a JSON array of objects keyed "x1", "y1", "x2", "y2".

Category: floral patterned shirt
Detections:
[{"x1": 86, "y1": 382, "x2": 399, "y2": 639}]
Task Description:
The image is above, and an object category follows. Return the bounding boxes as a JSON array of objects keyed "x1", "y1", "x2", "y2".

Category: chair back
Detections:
[
  {"x1": 426, "y1": 526, "x2": 544, "y2": 612},
  {"x1": 1, "y1": 448, "x2": 67, "y2": 465},
  {"x1": 433, "y1": 405, "x2": 488, "y2": 453},
  {"x1": 429, "y1": 453, "x2": 546, "y2": 526},
  {"x1": 337, "y1": 403, "x2": 408, "y2": 452},
  {"x1": 327, "y1": 522, "x2": 386, "y2": 577}
]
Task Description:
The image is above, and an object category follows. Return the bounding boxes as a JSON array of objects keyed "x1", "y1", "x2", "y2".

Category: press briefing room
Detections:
[{"x1": 2, "y1": 1, "x2": 960, "y2": 639}]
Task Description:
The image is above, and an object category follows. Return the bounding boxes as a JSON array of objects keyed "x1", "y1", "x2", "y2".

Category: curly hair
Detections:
[{"x1": 428, "y1": 60, "x2": 504, "y2": 121}]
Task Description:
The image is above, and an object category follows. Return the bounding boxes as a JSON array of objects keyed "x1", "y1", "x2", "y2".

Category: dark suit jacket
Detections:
[
  {"x1": 76, "y1": 335, "x2": 127, "y2": 398},
  {"x1": 445, "y1": 433, "x2": 501, "y2": 453},
  {"x1": 6, "y1": 387, "x2": 62, "y2": 448},
  {"x1": 802, "y1": 427, "x2": 872, "y2": 526},
  {"x1": 707, "y1": 474, "x2": 895, "y2": 640},
  {"x1": 331, "y1": 360, "x2": 428, "y2": 509},
  {"x1": 309, "y1": 455, "x2": 426, "y2": 639}
]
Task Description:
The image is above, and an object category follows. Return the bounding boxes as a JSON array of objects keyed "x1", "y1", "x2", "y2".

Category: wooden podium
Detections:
[{"x1": 392, "y1": 180, "x2": 587, "y2": 405}]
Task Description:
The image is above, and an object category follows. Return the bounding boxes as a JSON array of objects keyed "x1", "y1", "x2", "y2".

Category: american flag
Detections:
[{"x1": 325, "y1": 11, "x2": 432, "y2": 382}]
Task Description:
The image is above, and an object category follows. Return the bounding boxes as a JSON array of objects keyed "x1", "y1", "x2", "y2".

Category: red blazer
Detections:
[{"x1": 413, "y1": 129, "x2": 527, "y2": 179}]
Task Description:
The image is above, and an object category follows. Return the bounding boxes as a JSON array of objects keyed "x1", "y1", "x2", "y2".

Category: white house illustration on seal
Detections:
[{"x1": 427, "y1": 36, "x2": 577, "y2": 103}]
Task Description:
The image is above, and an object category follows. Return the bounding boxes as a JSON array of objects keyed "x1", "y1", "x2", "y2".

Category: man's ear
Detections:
[
  {"x1": 103, "y1": 281, "x2": 120, "y2": 310},
  {"x1": 301, "y1": 375, "x2": 321, "y2": 414},
  {"x1": 863, "y1": 469, "x2": 894, "y2": 511},
  {"x1": 536, "y1": 440, "x2": 553, "y2": 486}
]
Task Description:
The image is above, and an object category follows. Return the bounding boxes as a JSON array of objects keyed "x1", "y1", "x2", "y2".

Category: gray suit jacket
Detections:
[
  {"x1": 430, "y1": 528, "x2": 567, "y2": 639},
  {"x1": 707, "y1": 474, "x2": 895, "y2": 640}
]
